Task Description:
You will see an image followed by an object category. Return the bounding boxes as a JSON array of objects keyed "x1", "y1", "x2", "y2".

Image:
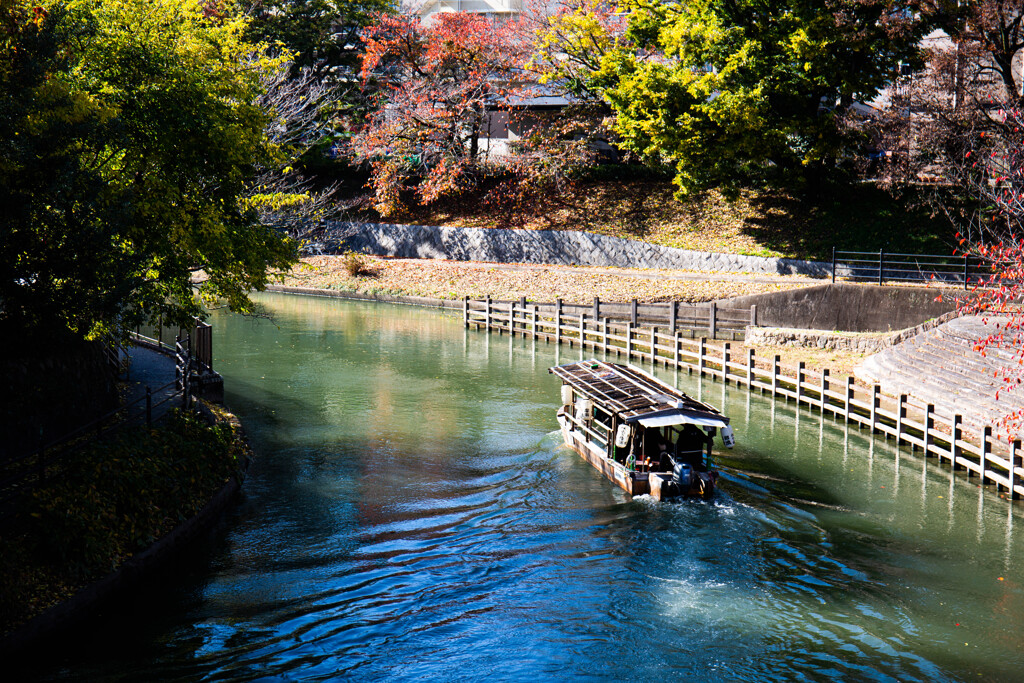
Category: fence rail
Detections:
[
  {"x1": 482, "y1": 296, "x2": 754, "y2": 341},
  {"x1": 0, "y1": 330, "x2": 202, "y2": 519},
  {"x1": 832, "y1": 248, "x2": 986, "y2": 288},
  {"x1": 464, "y1": 296, "x2": 1024, "y2": 501}
]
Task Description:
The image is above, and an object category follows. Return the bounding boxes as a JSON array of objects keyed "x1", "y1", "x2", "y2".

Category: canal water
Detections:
[{"x1": 30, "y1": 293, "x2": 1024, "y2": 681}]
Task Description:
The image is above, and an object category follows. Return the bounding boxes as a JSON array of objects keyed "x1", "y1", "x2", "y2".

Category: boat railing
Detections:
[{"x1": 561, "y1": 409, "x2": 610, "y2": 451}]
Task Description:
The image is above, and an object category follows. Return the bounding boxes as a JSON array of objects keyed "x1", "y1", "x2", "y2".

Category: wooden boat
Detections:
[{"x1": 550, "y1": 360, "x2": 735, "y2": 500}]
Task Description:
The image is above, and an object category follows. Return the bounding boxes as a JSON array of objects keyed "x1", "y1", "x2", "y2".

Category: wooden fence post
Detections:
[
  {"x1": 593, "y1": 297, "x2": 600, "y2": 321},
  {"x1": 952, "y1": 415, "x2": 963, "y2": 469},
  {"x1": 651, "y1": 326, "x2": 659, "y2": 364},
  {"x1": 1013, "y1": 440, "x2": 1022, "y2": 500},
  {"x1": 871, "y1": 384, "x2": 881, "y2": 434},
  {"x1": 924, "y1": 404, "x2": 935, "y2": 455},
  {"x1": 772, "y1": 355, "x2": 781, "y2": 397},
  {"x1": 845, "y1": 377, "x2": 854, "y2": 423},
  {"x1": 463, "y1": 296, "x2": 469, "y2": 328},
  {"x1": 485, "y1": 295, "x2": 492, "y2": 330},
  {"x1": 723, "y1": 343, "x2": 731, "y2": 383},
  {"x1": 699, "y1": 338, "x2": 707, "y2": 377},
  {"x1": 508, "y1": 301, "x2": 515, "y2": 336},
  {"x1": 602, "y1": 317, "x2": 609, "y2": 353},
  {"x1": 555, "y1": 298, "x2": 562, "y2": 345},
  {"x1": 709, "y1": 302, "x2": 718, "y2": 339},
  {"x1": 675, "y1": 330, "x2": 682, "y2": 368},
  {"x1": 532, "y1": 305, "x2": 538, "y2": 340},
  {"x1": 626, "y1": 322, "x2": 633, "y2": 359},
  {"x1": 631, "y1": 299, "x2": 638, "y2": 326},
  {"x1": 897, "y1": 394, "x2": 907, "y2": 443},
  {"x1": 670, "y1": 301, "x2": 677, "y2": 331},
  {"x1": 981, "y1": 426, "x2": 992, "y2": 484},
  {"x1": 797, "y1": 362, "x2": 805, "y2": 405},
  {"x1": 747, "y1": 349, "x2": 756, "y2": 388},
  {"x1": 750, "y1": 305, "x2": 757, "y2": 327},
  {"x1": 820, "y1": 368, "x2": 830, "y2": 412},
  {"x1": 579, "y1": 314, "x2": 586, "y2": 350},
  {"x1": 518, "y1": 297, "x2": 526, "y2": 336}
]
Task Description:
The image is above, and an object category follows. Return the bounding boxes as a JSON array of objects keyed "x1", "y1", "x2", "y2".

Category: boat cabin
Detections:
[{"x1": 550, "y1": 360, "x2": 734, "y2": 499}]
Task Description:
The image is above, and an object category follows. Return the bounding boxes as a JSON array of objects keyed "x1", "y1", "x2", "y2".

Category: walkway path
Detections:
[{"x1": 122, "y1": 344, "x2": 180, "y2": 425}]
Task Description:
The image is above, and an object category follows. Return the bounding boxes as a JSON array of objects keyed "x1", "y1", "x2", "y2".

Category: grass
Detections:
[{"x1": 362, "y1": 173, "x2": 957, "y2": 261}]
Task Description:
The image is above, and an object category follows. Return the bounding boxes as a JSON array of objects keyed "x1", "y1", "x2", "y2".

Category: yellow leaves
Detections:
[{"x1": 241, "y1": 192, "x2": 312, "y2": 211}]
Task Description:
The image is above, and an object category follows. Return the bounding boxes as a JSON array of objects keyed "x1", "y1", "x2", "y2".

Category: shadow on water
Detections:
[{"x1": 20, "y1": 294, "x2": 1024, "y2": 682}]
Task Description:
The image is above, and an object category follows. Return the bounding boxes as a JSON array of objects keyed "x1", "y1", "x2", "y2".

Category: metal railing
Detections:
[
  {"x1": 832, "y1": 248, "x2": 987, "y2": 288},
  {"x1": 0, "y1": 331, "x2": 200, "y2": 519}
]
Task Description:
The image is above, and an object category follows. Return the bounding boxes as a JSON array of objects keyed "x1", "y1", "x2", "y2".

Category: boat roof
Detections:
[{"x1": 549, "y1": 360, "x2": 729, "y2": 428}]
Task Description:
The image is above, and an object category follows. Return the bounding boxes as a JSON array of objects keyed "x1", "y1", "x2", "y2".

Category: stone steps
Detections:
[{"x1": 855, "y1": 315, "x2": 1024, "y2": 430}]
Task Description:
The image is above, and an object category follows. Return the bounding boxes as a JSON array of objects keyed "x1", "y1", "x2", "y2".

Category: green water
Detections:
[{"x1": 33, "y1": 293, "x2": 1024, "y2": 681}]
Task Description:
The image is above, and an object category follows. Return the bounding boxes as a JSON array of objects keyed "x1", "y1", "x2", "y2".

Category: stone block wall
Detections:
[{"x1": 320, "y1": 221, "x2": 835, "y2": 277}]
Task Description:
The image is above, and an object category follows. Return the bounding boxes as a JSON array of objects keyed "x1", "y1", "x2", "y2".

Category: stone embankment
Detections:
[
  {"x1": 746, "y1": 311, "x2": 960, "y2": 354},
  {"x1": 323, "y1": 221, "x2": 838, "y2": 277},
  {"x1": 856, "y1": 315, "x2": 1024, "y2": 429}
]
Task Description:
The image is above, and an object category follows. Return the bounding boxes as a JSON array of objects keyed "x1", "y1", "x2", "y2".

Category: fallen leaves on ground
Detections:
[{"x1": 280, "y1": 256, "x2": 814, "y2": 304}]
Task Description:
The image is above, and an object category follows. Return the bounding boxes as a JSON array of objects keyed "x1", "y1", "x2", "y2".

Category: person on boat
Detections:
[
  {"x1": 676, "y1": 424, "x2": 708, "y2": 470},
  {"x1": 653, "y1": 436, "x2": 672, "y2": 472}
]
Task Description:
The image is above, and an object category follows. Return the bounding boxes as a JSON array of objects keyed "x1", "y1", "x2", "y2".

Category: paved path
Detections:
[{"x1": 122, "y1": 345, "x2": 181, "y2": 424}]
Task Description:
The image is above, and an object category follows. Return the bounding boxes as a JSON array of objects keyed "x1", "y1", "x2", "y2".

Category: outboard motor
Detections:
[{"x1": 673, "y1": 461, "x2": 693, "y2": 489}]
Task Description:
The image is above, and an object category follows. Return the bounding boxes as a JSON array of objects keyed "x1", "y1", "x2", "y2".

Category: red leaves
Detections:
[{"x1": 353, "y1": 10, "x2": 530, "y2": 216}]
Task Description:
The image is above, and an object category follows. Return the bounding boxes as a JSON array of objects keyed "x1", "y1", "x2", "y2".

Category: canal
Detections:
[{"x1": 31, "y1": 293, "x2": 1024, "y2": 680}]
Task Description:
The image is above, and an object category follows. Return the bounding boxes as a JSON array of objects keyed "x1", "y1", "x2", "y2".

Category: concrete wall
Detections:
[
  {"x1": 323, "y1": 221, "x2": 835, "y2": 277},
  {"x1": 725, "y1": 284, "x2": 958, "y2": 332}
]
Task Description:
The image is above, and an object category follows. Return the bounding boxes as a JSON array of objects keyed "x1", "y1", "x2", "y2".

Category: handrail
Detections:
[{"x1": 832, "y1": 247, "x2": 989, "y2": 288}]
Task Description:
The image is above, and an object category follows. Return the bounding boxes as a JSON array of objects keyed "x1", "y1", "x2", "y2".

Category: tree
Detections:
[
  {"x1": 954, "y1": 106, "x2": 1024, "y2": 438},
  {"x1": 247, "y1": 61, "x2": 347, "y2": 244},
  {"x1": 245, "y1": 0, "x2": 395, "y2": 77},
  {"x1": 524, "y1": 0, "x2": 629, "y2": 102},
  {"x1": 871, "y1": 2, "x2": 1022, "y2": 190},
  {"x1": 0, "y1": 0, "x2": 297, "y2": 340},
  {"x1": 352, "y1": 10, "x2": 529, "y2": 216},
  {"x1": 595, "y1": 0, "x2": 930, "y2": 196}
]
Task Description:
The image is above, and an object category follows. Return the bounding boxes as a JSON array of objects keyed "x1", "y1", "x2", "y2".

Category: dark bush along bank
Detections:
[{"x1": 0, "y1": 406, "x2": 249, "y2": 637}]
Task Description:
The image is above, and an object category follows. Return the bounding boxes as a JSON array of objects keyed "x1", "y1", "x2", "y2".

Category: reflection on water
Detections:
[{"x1": 29, "y1": 293, "x2": 1024, "y2": 681}]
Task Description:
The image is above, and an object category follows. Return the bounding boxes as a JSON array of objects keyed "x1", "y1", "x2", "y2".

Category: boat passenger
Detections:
[{"x1": 676, "y1": 424, "x2": 708, "y2": 470}]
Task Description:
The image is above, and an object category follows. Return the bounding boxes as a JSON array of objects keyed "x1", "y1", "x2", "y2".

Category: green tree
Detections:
[
  {"x1": 598, "y1": 0, "x2": 930, "y2": 195},
  {"x1": 0, "y1": 0, "x2": 297, "y2": 339},
  {"x1": 245, "y1": 0, "x2": 394, "y2": 79}
]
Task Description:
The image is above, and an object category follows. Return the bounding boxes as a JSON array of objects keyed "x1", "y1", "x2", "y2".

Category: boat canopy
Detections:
[
  {"x1": 549, "y1": 359, "x2": 729, "y2": 427},
  {"x1": 626, "y1": 409, "x2": 729, "y2": 429}
]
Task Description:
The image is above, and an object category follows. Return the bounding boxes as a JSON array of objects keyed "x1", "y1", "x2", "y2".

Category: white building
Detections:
[{"x1": 416, "y1": 0, "x2": 523, "y2": 21}]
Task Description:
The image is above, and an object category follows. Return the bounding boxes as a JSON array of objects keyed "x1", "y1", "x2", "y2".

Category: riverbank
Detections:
[
  {"x1": 271, "y1": 260, "x2": 872, "y2": 380},
  {"x1": 0, "y1": 403, "x2": 251, "y2": 650},
  {"x1": 280, "y1": 255, "x2": 816, "y2": 305}
]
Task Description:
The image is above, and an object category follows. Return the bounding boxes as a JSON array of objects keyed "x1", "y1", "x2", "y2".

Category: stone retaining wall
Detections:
[
  {"x1": 744, "y1": 311, "x2": 962, "y2": 354},
  {"x1": 318, "y1": 221, "x2": 837, "y2": 277},
  {"x1": 744, "y1": 327, "x2": 892, "y2": 353}
]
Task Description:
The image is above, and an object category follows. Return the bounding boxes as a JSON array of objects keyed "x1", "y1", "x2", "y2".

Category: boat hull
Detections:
[{"x1": 557, "y1": 414, "x2": 715, "y2": 499}]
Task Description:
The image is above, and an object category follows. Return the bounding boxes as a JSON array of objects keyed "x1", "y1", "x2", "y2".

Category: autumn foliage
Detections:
[
  {"x1": 352, "y1": 11, "x2": 528, "y2": 215},
  {"x1": 956, "y1": 106, "x2": 1024, "y2": 437}
]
